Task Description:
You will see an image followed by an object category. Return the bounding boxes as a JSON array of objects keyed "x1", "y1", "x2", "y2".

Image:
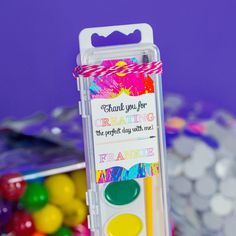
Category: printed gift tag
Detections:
[{"x1": 89, "y1": 59, "x2": 160, "y2": 183}]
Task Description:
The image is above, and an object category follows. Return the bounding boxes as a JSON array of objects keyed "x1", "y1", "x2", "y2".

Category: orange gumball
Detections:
[{"x1": 32, "y1": 232, "x2": 46, "y2": 236}]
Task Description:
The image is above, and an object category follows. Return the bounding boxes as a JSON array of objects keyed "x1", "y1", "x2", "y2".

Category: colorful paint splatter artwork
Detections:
[
  {"x1": 96, "y1": 163, "x2": 159, "y2": 184},
  {"x1": 89, "y1": 58, "x2": 154, "y2": 99}
]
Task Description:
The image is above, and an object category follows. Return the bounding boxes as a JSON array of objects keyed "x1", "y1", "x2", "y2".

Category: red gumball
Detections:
[
  {"x1": 73, "y1": 220, "x2": 90, "y2": 235},
  {"x1": 6, "y1": 211, "x2": 35, "y2": 236},
  {"x1": 0, "y1": 173, "x2": 26, "y2": 201}
]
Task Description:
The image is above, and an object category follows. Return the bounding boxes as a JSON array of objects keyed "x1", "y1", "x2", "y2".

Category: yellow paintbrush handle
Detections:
[{"x1": 145, "y1": 177, "x2": 153, "y2": 236}]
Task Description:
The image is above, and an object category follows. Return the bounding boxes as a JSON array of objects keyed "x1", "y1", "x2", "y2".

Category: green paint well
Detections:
[{"x1": 105, "y1": 180, "x2": 140, "y2": 205}]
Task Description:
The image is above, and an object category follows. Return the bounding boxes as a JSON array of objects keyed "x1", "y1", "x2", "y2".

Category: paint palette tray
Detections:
[
  {"x1": 99, "y1": 178, "x2": 146, "y2": 235},
  {"x1": 97, "y1": 177, "x2": 167, "y2": 235},
  {"x1": 76, "y1": 24, "x2": 170, "y2": 236}
]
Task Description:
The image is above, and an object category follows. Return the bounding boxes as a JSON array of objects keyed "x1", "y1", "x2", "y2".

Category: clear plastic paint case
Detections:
[{"x1": 76, "y1": 24, "x2": 170, "y2": 236}]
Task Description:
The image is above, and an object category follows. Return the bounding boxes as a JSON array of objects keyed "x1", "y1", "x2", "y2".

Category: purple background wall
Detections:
[{"x1": 0, "y1": 0, "x2": 236, "y2": 119}]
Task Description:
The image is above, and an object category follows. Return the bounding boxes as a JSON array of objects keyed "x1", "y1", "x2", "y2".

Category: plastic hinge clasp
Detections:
[
  {"x1": 86, "y1": 190, "x2": 99, "y2": 230},
  {"x1": 80, "y1": 100, "x2": 90, "y2": 118},
  {"x1": 78, "y1": 101, "x2": 82, "y2": 115},
  {"x1": 76, "y1": 75, "x2": 82, "y2": 91}
]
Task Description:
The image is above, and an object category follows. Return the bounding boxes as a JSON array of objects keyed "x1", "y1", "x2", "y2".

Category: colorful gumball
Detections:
[
  {"x1": 73, "y1": 220, "x2": 90, "y2": 236},
  {"x1": 6, "y1": 211, "x2": 35, "y2": 236},
  {"x1": 70, "y1": 169, "x2": 87, "y2": 201},
  {"x1": 32, "y1": 232, "x2": 46, "y2": 236},
  {"x1": 0, "y1": 173, "x2": 26, "y2": 201},
  {"x1": 20, "y1": 182, "x2": 48, "y2": 212},
  {"x1": 0, "y1": 199, "x2": 12, "y2": 227},
  {"x1": 61, "y1": 198, "x2": 88, "y2": 227},
  {"x1": 172, "y1": 226, "x2": 175, "y2": 236},
  {"x1": 44, "y1": 174, "x2": 75, "y2": 206},
  {"x1": 52, "y1": 225, "x2": 73, "y2": 236},
  {"x1": 33, "y1": 204, "x2": 63, "y2": 234}
]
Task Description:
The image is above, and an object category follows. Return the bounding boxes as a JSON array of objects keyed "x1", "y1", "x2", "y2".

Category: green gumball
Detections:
[
  {"x1": 51, "y1": 226, "x2": 73, "y2": 236},
  {"x1": 20, "y1": 182, "x2": 48, "y2": 212}
]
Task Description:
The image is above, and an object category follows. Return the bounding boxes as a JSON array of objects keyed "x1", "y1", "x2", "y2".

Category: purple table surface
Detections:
[{"x1": 0, "y1": 0, "x2": 236, "y2": 120}]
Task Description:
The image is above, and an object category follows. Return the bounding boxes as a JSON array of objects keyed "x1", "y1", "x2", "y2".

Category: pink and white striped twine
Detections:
[{"x1": 73, "y1": 61, "x2": 163, "y2": 78}]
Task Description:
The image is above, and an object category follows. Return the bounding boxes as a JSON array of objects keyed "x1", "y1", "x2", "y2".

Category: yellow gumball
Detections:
[
  {"x1": 61, "y1": 198, "x2": 88, "y2": 227},
  {"x1": 45, "y1": 174, "x2": 75, "y2": 206},
  {"x1": 33, "y1": 204, "x2": 63, "y2": 234},
  {"x1": 70, "y1": 169, "x2": 87, "y2": 201}
]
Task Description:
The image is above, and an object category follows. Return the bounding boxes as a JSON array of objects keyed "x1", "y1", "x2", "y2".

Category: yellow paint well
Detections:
[{"x1": 106, "y1": 213, "x2": 143, "y2": 236}]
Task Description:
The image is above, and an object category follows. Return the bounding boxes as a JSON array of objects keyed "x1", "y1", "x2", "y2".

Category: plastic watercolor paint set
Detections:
[{"x1": 74, "y1": 24, "x2": 170, "y2": 236}]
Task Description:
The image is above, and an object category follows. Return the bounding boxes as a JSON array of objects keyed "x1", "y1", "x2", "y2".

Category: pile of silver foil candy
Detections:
[{"x1": 165, "y1": 94, "x2": 236, "y2": 236}]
